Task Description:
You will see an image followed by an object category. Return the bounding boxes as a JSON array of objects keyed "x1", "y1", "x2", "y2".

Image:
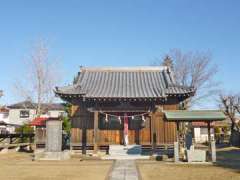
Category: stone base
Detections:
[
  {"x1": 187, "y1": 150, "x2": 206, "y2": 162},
  {"x1": 35, "y1": 150, "x2": 71, "y2": 161}
]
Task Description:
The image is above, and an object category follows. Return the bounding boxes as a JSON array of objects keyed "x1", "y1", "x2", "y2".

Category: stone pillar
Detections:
[
  {"x1": 174, "y1": 141, "x2": 179, "y2": 162},
  {"x1": 45, "y1": 118, "x2": 62, "y2": 152},
  {"x1": 211, "y1": 140, "x2": 216, "y2": 163}
]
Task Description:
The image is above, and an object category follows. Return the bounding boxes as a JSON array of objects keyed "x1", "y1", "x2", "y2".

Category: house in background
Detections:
[
  {"x1": 0, "y1": 107, "x2": 16, "y2": 133},
  {"x1": 192, "y1": 118, "x2": 232, "y2": 144},
  {"x1": 0, "y1": 107, "x2": 9, "y2": 124},
  {"x1": 0, "y1": 91, "x2": 19, "y2": 133},
  {"x1": 8, "y1": 101, "x2": 36, "y2": 126},
  {"x1": 41, "y1": 103, "x2": 66, "y2": 118},
  {"x1": 7, "y1": 101, "x2": 66, "y2": 127},
  {"x1": 192, "y1": 122, "x2": 215, "y2": 143}
]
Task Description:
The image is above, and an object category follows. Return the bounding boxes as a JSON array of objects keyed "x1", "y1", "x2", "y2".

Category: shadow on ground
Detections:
[
  {"x1": 126, "y1": 145, "x2": 141, "y2": 155},
  {"x1": 216, "y1": 146, "x2": 240, "y2": 171}
]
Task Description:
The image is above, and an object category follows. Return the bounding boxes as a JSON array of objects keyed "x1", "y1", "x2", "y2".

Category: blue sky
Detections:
[{"x1": 0, "y1": 0, "x2": 239, "y2": 106}]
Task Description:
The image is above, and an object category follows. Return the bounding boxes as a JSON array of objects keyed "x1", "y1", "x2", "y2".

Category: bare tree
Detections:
[
  {"x1": 159, "y1": 49, "x2": 219, "y2": 108},
  {"x1": 219, "y1": 94, "x2": 240, "y2": 131},
  {"x1": 14, "y1": 40, "x2": 61, "y2": 116},
  {"x1": 219, "y1": 94, "x2": 240, "y2": 145}
]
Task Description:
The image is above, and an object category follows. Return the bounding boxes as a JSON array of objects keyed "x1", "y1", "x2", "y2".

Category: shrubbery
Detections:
[{"x1": 15, "y1": 124, "x2": 34, "y2": 134}]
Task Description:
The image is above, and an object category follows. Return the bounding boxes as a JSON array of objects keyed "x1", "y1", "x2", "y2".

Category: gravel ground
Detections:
[
  {"x1": 0, "y1": 152, "x2": 113, "y2": 180},
  {"x1": 137, "y1": 146, "x2": 240, "y2": 180}
]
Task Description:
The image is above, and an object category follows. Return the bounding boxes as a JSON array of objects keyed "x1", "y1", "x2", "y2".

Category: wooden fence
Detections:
[
  {"x1": 0, "y1": 133, "x2": 34, "y2": 149},
  {"x1": 35, "y1": 128, "x2": 46, "y2": 148}
]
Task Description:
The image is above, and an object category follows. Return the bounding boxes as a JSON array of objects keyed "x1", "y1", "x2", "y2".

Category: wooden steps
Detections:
[{"x1": 70, "y1": 143, "x2": 110, "y2": 154}]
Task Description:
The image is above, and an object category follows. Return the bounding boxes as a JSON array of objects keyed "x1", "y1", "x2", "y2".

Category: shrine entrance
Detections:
[{"x1": 98, "y1": 112, "x2": 150, "y2": 145}]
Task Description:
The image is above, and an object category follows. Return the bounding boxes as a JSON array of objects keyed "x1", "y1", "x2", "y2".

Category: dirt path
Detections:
[{"x1": 108, "y1": 160, "x2": 139, "y2": 180}]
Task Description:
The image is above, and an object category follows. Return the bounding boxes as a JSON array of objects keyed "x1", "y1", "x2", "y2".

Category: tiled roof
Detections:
[
  {"x1": 164, "y1": 110, "x2": 226, "y2": 122},
  {"x1": 55, "y1": 66, "x2": 195, "y2": 99},
  {"x1": 8, "y1": 101, "x2": 65, "y2": 111},
  {"x1": 30, "y1": 117, "x2": 48, "y2": 126},
  {"x1": 8, "y1": 101, "x2": 36, "y2": 109}
]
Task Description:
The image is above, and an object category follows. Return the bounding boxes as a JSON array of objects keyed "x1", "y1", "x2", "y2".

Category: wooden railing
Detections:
[{"x1": 0, "y1": 133, "x2": 34, "y2": 149}]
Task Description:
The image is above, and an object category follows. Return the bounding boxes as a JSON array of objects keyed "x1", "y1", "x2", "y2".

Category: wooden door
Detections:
[
  {"x1": 128, "y1": 117, "x2": 142, "y2": 144},
  {"x1": 139, "y1": 116, "x2": 151, "y2": 144}
]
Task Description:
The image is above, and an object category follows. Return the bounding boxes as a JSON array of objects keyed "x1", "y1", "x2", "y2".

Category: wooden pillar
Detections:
[
  {"x1": 174, "y1": 121, "x2": 180, "y2": 162},
  {"x1": 150, "y1": 114, "x2": 154, "y2": 145},
  {"x1": 176, "y1": 122, "x2": 180, "y2": 143},
  {"x1": 82, "y1": 115, "x2": 87, "y2": 155},
  {"x1": 135, "y1": 130, "x2": 140, "y2": 145},
  {"x1": 176, "y1": 121, "x2": 180, "y2": 152},
  {"x1": 81, "y1": 105, "x2": 88, "y2": 155},
  {"x1": 207, "y1": 122, "x2": 211, "y2": 142},
  {"x1": 82, "y1": 128, "x2": 87, "y2": 154},
  {"x1": 150, "y1": 113, "x2": 156, "y2": 154},
  {"x1": 207, "y1": 121, "x2": 212, "y2": 162},
  {"x1": 207, "y1": 121, "x2": 211, "y2": 151},
  {"x1": 93, "y1": 111, "x2": 99, "y2": 153}
]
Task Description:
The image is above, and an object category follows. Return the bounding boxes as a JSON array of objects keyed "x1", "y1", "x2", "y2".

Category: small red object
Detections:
[
  {"x1": 124, "y1": 113, "x2": 128, "y2": 135},
  {"x1": 30, "y1": 117, "x2": 48, "y2": 126}
]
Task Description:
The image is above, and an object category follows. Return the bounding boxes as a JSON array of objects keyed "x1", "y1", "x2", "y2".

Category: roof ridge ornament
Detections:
[{"x1": 79, "y1": 66, "x2": 168, "y2": 72}]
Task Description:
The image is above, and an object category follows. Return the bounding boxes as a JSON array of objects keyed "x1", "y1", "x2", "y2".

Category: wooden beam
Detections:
[{"x1": 93, "y1": 111, "x2": 99, "y2": 153}]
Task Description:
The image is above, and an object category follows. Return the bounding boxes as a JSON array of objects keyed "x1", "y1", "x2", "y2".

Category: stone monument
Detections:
[
  {"x1": 211, "y1": 140, "x2": 216, "y2": 163},
  {"x1": 35, "y1": 117, "x2": 70, "y2": 160},
  {"x1": 174, "y1": 141, "x2": 179, "y2": 162},
  {"x1": 46, "y1": 118, "x2": 62, "y2": 152}
]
